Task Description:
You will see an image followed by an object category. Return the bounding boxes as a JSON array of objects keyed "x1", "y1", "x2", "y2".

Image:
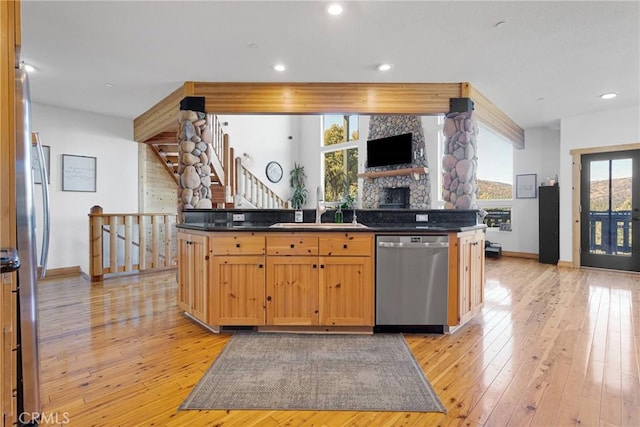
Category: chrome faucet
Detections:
[
  {"x1": 351, "y1": 207, "x2": 358, "y2": 225},
  {"x1": 316, "y1": 186, "x2": 326, "y2": 224}
]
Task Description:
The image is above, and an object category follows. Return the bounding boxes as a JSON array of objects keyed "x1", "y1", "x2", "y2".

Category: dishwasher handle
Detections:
[{"x1": 378, "y1": 241, "x2": 449, "y2": 249}]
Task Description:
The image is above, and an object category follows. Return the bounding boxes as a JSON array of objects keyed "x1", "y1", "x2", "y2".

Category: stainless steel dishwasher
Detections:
[{"x1": 375, "y1": 235, "x2": 449, "y2": 328}]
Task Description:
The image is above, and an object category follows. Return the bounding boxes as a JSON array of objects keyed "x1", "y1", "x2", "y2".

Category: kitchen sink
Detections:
[{"x1": 269, "y1": 222, "x2": 369, "y2": 229}]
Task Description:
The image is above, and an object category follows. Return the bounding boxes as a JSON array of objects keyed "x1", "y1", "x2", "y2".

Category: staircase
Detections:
[{"x1": 144, "y1": 114, "x2": 287, "y2": 209}]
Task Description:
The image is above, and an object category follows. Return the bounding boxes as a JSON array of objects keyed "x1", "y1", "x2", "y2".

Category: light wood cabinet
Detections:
[
  {"x1": 448, "y1": 229, "x2": 485, "y2": 327},
  {"x1": 211, "y1": 255, "x2": 266, "y2": 325},
  {"x1": 177, "y1": 231, "x2": 209, "y2": 323},
  {"x1": 1, "y1": 272, "x2": 17, "y2": 426},
  {"x1": 209, "y1": 233, "x2": 266, "y2": 326},
  {"x1": 1, "y1": 2, "x2": 20, "y2": 423},
  {"x1": 266, "y1": 256, "x2": 319, "y2": 325},
  {"x1": 205, "y1": 232, "x2": 375, "y2": 328},
  {"x1": 319, "y1": 256, "x2": 373, "y2": 326}
]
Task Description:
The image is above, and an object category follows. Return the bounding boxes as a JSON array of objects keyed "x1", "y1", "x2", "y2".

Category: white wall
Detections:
[
  {"x1": 297, "y1": 116, "x2": 322, "y2": 208},
  {"x1": 559, "y1": 104, "x2": 640, "y2": 262},
  {"x1": 421, "y1": 116, "x2": 443, "y2": 208},
  {"x1": 31, "y1": 103, "x2": 137, "y2": 274},
  {"x1": 218, "y1": 115, "x2": 297, "y2": 201},
  {"x1": 484, "y1": 126, "x2": 560, "y2": 253}
]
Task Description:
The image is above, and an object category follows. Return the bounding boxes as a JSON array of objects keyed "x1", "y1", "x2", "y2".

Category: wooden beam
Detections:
[
  {"x1": 133, "y1": 83, "x2": 193, "y2": 142},
  {"x1": 464, "y1": 83, "x2": 525, "y2": 148},
  {"x1": 192, "y1": 82, "x2": 463, "y2": 115},
  {"x1": 134, "y1": 81, "x2": 524, "y2": 150}
]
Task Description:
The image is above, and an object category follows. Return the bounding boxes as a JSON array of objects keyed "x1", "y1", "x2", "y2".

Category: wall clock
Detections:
[{"x1": 265, "y1": 161, "x2": 283, "y2": 183}]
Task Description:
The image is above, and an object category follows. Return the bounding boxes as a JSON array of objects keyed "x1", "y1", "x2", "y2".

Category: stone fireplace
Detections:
[{"x1": 362, "y1": 115, "x2": 431, "y2": 209}]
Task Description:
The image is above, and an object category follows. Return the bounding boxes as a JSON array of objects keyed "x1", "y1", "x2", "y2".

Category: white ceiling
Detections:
[{"x1": 20, "y1": 1, "x2": 640, "y2": 130}]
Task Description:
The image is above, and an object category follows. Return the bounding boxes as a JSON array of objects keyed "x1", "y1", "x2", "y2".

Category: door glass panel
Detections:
[
  {"x1": 588, "y1": 158, "x2": 632, "y2": 256},
  {"x1": 612, "y1": 158, "x2": 632, "y2": 255}
]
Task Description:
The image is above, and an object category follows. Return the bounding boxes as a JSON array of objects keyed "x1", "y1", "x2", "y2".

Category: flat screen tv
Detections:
[{"x1": 366, "y1": 132, "x2": 413, "y2": 168}]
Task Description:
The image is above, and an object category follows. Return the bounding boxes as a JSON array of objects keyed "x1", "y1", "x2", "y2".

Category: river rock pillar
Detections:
[
  {"x1": 177, "y1": 97, "x2": 214, "y2": 217},
  {"x1": 442, "y1": 98, "x2": 478, "y2": 209}
]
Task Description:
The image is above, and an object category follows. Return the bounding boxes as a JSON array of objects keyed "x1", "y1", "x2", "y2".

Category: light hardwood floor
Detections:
[{"x1": 36, "y1": 257, "x2": 639, "y2": 426}]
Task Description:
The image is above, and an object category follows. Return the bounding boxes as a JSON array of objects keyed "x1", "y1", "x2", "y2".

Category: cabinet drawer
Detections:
[
  {"x1": 211, "y1": 235, "x2": 265, "y2": 255},
  {"x1": 267, "y1": 236, "x2": 318, "y2": 256},
  {"x1": 319, "y1": 235, "x2": 372, "y2": 256}
]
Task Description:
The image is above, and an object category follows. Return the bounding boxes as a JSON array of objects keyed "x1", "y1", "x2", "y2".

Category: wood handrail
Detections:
[{"x1": 89, "y1": 206, "x2": 177, "y2": 282}]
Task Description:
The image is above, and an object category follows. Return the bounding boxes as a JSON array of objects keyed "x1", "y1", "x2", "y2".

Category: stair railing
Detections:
[
  {"x1": 88, "y1": 205, "x2": 177, "y2": 282},
  {"x1": 234, "y1": 157, "x2": 289, "y2": 209}
]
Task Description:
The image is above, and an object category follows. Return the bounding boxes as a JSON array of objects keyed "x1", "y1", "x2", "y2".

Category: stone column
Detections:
[
  {"x1": 442, "y1": 98, "x2": 478, "y2": 209},
  {"x1": 177, "y1": 97, "x2": 214, "y2": 215}
]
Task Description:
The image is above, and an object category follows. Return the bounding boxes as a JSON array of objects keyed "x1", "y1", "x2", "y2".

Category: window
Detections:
[
  {"x1": 321, "y1": 115, "x2": 359, "y2": 203},
  {"x1": 476, "y1": 128, "x2": 513, "y2": 200},
  {"x1": 476, "y1": 127, "x2": 513, "y2": 227}
]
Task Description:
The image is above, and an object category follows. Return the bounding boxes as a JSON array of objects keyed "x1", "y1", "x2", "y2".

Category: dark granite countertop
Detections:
[{"x1": 176, "y1": 222, "x2": 486, "y2": 233}]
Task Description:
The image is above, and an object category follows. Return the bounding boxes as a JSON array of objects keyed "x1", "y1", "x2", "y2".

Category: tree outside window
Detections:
[{"x1": 322, "y1": 115, "x2": 359, "y2": 203}]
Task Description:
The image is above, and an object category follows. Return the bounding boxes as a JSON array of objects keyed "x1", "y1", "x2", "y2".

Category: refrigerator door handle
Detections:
[{"x1": 32, "y1": 132, "x2": 50, "y2": 278}]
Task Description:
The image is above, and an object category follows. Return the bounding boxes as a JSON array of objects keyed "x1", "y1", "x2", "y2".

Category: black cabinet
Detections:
[{"x1": 539, "y1": 185, "x2": 559, "y2": 264}]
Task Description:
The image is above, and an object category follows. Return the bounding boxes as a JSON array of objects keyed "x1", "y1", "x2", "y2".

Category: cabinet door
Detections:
[
  {"x1": 266, "y1": 256, "x2": 319, "y2": 325},
  {"x1": 457, "y1": 234, "x2": 474, "y2": 324},
  {"x1": 177, "y1": 233, "x2": 209, "y2": 322},
  {"x1": 319, "y1": 256, "x2": 373, "y2": 326},
  {"x1": 190, "y1": 234, "x2": 209, "y2": 322},
  {"x1": 177, "y1": 233, "x2": 192, "y2": 311},
  {"x1": 471, "y1": 232, "x2": 485, "y2": 310},
  {"x1": 210, "y1": 256, "x2": 265, "y2": 326}
]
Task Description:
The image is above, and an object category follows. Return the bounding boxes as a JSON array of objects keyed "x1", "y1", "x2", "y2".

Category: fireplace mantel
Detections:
[{"x1": 358, "y1": 167, "x2": 429, "y2": 181}]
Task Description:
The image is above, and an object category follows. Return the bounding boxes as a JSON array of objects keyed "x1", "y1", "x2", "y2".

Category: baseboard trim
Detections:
[
  {"x1": 39, "y1": 266, "x2": 81, "y2": 280},
  {"x1": 557, "y1": 261, "x2": 575, "y2": 268},
  {"x1": 501, "y1": 251, "x2": 538, "y2": 259}
]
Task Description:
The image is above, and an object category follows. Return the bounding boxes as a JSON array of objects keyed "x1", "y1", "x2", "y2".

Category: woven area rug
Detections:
[{"x1": 179, "y1": 333, "x2": 446, "y2": 413}]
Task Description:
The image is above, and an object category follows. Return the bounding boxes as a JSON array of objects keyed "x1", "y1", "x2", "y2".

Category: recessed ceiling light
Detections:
[
  {"x1": 377, "y1": 64, "x2": 392, "y2": 72},
  {"x1": 105, "y1": 82, "x2": 115, "y2": 88},
  {"x1": 274, "y1": 64, "x2": 286, "y2": 72},
  {"x1": 600, "y1": 92, "x2": 617, "y2": 100},
  {"x1": 22, "y1": 62, "x2": 36, "y2": 73},
  {"x1": 327, "y1": 4, "x2": 343, "y2": 15}
]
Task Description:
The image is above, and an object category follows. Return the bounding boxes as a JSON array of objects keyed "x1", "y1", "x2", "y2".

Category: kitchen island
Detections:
[{"x1": 177, "y1": 209, "x2": 486, "y2": 334}]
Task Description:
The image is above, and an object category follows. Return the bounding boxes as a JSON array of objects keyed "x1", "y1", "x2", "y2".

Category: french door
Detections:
[{"x1": 580, "y1": 150, "x2": 640, "y2": 271}]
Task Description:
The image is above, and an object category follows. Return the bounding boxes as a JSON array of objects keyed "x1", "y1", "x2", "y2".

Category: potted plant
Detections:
[{"x1": 289, "y1": 163, "x2": 308, "y2": 210}]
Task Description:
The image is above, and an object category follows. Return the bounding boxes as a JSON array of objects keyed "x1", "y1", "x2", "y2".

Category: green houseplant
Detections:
[{"x1": 289, "y1": 163, "x2": 308, "y2": 210}]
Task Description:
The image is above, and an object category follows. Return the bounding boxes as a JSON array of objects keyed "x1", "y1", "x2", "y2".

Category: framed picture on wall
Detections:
[
  {"x1": 516, "y1": 173, "x2": 537, "y2": 198},
  {"x1": 62, "y1": 154, "x2": 97, "y2": 192},
  {"x1": 31, "y1": 145, "x2": 50, "y2": 184}
]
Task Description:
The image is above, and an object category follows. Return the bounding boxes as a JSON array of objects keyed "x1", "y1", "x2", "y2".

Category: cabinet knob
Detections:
[
  {"x1": 236, "y1": 243, "x2": 240, "y2": 248},
  {"x1": 343, "y1": 244, "x2": 348, "y2": 249},
  {"x1": 290, "y1": 244, "x2": 295, "y2": 248},
  {"x1": 205, "y1": 255, "x2": 209, "y2": 260},
  {"x1": 267, "y1": 296, "x2": 272, "y2": 301},
  {"x1": 320, "y1": 265, "x2": 325, "y2": 269},
  {"x1": 258, "y1": 264, "x2": 264, "y2": 268},
  {"x1": 313, "y1": 264, "x2": 317, "y2": 268}
]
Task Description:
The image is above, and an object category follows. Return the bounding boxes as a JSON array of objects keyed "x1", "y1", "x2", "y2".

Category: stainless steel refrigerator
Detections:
[{"x1": 15, "y1": 61, "x2": 50, "y2": 424}]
